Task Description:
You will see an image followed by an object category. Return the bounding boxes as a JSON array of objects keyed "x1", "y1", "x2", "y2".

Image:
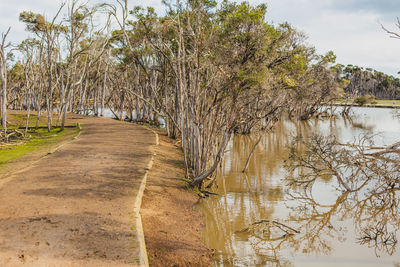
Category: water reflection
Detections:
[{"x1": 197, "y1": 107, "x2": 400, "y2": 266}]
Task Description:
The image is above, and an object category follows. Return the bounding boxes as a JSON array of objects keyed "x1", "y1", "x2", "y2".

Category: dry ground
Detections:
[
  {"x1": 0, "y1": 114, "x2": 156, "y2": 266},
  {"x1": 141, "y1": 131, "x2": 213, "y2": 267}
]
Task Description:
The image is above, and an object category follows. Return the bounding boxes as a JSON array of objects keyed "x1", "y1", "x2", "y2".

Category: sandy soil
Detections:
[
  {"x1": 0, "y1": 114, "x2": 156, "y2": 266},
  {"x1": 141, "y1": 131, "x2": 213, "y2": 267}
]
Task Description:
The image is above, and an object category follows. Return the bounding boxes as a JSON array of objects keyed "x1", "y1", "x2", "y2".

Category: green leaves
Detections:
[
  {"x1": 321, "y1": 50, "x2": 336, "y2": 64},
  {"x1": 19, "y1": 11, "x2": 68, "y2": 35},
  {"x1": 19, "y1": 12, "x2": 47, "y2": 33}
]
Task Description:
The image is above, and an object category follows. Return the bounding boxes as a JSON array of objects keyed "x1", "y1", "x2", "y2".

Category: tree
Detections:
[
  {"x1": 20, "y1": 6, "x2": 66, "y2": 132},
  {"x1": 381, "y1": 17, "x2": 400, "y2": 39},
  {"x1": 285, "y1": 134, "x2": 400, "y2": 257},
  {"x1": 0, "y1": 27, "x2": 11, "y2": 134},
  {"x1": 105, "y1": 0, "x2": 342, "y2": 187},
  {"x1": 336, "y1": 65, "x2": 400, "y2": 100},
  {"x1": 11, "y1": 0, "x2": 343, "y2": 189},
  {"x1": 18, "y1": 38, "x2": 42, "y2": 134}
]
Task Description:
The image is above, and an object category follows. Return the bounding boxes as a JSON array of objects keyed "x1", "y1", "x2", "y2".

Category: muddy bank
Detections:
[{"x1": 141, "y1": 131, "x2": 213, "y2": 266}]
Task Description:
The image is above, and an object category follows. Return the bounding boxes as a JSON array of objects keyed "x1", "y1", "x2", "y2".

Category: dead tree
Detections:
[{"x1": 0, "y1": 27, "x2": 11, "y2": 134}]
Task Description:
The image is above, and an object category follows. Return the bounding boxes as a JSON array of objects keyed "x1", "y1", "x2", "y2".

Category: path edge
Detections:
[{"x1": 134, "y1": 127, "x2": 159, "y2": 267}]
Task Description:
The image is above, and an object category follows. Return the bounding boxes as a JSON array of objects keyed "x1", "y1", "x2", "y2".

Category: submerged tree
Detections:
[
  {"x1": 0, "y1": 0, "x2": 343, "y2": 188},
  {"x1": 284, "y1": 134, "x2": 400, "y2": 257}
]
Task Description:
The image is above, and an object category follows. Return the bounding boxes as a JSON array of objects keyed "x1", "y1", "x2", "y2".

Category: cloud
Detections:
[
  {"x1": 0, "y1": 0, "x2": 398, "y2": 76},
  {"x1": 0, "y1": 0, "x2": 65, "y2": 44},
  {"x1": 0, "y1": 0, "x2": 166, "y2": 43},
  {"x1": 329, "y1": 0, "x2": 400, "y2": 15},
  {"x1": 265, "y1": 0, "x2": 400, "y2": 76}
]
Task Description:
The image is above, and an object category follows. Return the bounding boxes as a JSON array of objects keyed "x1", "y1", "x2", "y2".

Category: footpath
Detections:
[{"x1": 0, "y1": 114, "x2": 156, "y2": 266}]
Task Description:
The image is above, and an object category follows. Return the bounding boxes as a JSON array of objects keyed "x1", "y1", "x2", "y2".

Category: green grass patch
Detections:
[
  {"x1": 0, "y1": 126, "x2": 79, "y2": 165},
  {"x1": 334, "y1": 99, "x2": 400, "y2": 107},
  {"x1": 373, "y1": 99, "x2": 400, "y2": 106},
  {"x1": 7, "y1": 113, "x2": 54, "y2": 129}
]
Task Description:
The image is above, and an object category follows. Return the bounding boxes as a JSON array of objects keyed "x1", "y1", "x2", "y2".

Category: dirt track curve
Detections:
[{"x1": 0, "y1": 114, "x2": 156, "y2": 266}]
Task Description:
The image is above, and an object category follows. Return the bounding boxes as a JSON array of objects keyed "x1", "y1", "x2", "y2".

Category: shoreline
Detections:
[
  {"x1": 332, "y1": 103, "x2": 400, "y2": 109},
  {"x1": 141, "y1": 129, "x2": 213, "y2": 266}
]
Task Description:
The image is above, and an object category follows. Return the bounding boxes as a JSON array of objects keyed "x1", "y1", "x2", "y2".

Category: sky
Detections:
[{"x1": 0, "y1": 0, "x2": 399, "y2": 76}]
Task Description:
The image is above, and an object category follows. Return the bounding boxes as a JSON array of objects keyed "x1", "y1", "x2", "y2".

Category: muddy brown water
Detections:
[{"x1": 197, "y1": 107, "x2": 400, "y2": 266}]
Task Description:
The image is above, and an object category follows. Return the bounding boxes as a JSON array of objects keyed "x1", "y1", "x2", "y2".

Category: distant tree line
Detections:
[{"x1": 335, "y1": 64, "x2": 400, "y2": 100}]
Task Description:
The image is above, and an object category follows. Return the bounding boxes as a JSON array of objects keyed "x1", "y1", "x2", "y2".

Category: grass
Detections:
[
  {"x1": 0, "y1": 111, "x2": 80, "y2": 166},
  {"x1": 0, "y1": 127, "x2": 79, "y2": 165},
  {"x1": 334, "y1": 99, "x2": 400, "y2": 107},
  {"x1": 373, "y1": 99, "x2": 400, "y2": 106},
  {"x1": 7, "y1": 112, "x2": 56, "y2": 129}
]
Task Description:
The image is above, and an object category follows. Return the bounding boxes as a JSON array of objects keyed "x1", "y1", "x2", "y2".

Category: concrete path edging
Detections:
[
  {"x1": 134, "y1": 128, "x2": 159, "y2": 267},
  {"x1": 0, "y1": 116, "x2": 158, "y2": 266}
]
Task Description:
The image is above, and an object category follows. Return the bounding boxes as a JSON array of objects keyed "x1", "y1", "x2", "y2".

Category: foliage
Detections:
[
  {"x1": 2, "y1": 0, "x2": 343, "y2": 187},
  {"x1": 354, "y1": 94, "x2": 376, "y2": 106},
  {"x1": 335, "y1": 64, "x2": 400, "y2": 100},
  {"x1": 285, "y1": 134, "x2": 400, "y2": 257},
  {"x1": 354, "y1": 96, "x2": 367, "y2": 106}
]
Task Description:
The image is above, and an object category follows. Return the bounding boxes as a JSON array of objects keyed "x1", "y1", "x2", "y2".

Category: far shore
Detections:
[{"x1": 332, "y1": 99, "x2": 400, "y2": 109}]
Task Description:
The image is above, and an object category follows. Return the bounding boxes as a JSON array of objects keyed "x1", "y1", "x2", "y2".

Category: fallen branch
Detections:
[
  {"x1": 238, "y1": 219, "x2": 300, "y2": 235},
  {"x1": 18, "y1": 125, "x2": 76, "y2": 130}
]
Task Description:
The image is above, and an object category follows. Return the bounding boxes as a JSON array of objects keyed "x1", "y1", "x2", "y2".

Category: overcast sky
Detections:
[{"x1": 0, "y1": 0, "x2": 399, "y2": 76}]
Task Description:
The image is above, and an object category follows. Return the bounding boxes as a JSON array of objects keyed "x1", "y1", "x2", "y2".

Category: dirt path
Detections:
[
  {"x1": 0, "y1": 114, "x2": 156, "y2": 266},
  {"x1": 141, "y1": 132, "x2": 213, "y2": 267}
]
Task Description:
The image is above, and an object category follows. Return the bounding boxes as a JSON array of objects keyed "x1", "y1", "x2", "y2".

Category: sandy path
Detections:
[{"x1": 0, "y1": 115, "x2": 156, "y2": 266}]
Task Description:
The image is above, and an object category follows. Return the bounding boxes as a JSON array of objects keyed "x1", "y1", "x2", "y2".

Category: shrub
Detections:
[
  {"x1": 354, "y1": 96, "x2": 367, "y2": 106},
  {"x1": 365, "y1": 94, "x2": 375, "y2": 103}
]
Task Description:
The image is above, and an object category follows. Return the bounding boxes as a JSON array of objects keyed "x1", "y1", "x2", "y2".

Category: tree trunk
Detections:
[
  {"x1": 0, "y1": 28, "x2": 10, "y2": 135},
  {"x1": 100, "y1": 65, "x2": 108, "y2": 117},
  {"x1": 241, "y1": 135, "x2": 262, "y2": 173},
  {"x1": 1, "y1": 61, "x2": 7, "y2": 134},
  {"x1": 190, "y1": 131, "x2": 231, "y2": 187}
]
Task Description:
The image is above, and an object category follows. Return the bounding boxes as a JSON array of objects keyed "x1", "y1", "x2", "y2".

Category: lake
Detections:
[{"x1": 197, "y1": 107, "x2": 400, "y2": 267}]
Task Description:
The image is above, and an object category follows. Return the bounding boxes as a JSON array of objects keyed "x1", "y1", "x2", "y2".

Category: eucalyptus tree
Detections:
[
  {"x1": 186, "y1": 1, "x2": 335, "y2": 186},
  {"x1": 0, "y1": 28, "x2": 11, "y2": 134},
  {"x1": 11, "y1": 0, "x2": 344, "y2": 189},
  {"x1": 285, "y1": 50, "x2": 341, "y2": 120},
  {"x1": 18, "y1": 38, "x2": 42, "y2": 134},
  {"x1": 126, "y1": 1, "x2": 322, "y2": 187},
  {"x1": 20, "y1": 6, "x2": 67, "y2": 131},
  {"x1": 188, "y1": 1, "x2": 290, "y2": 185},
  {"x1": 18, "y1": 1, "x2": 112, "y2": 130},
  {"x1": 337, "y1": 65, "x2": 400, "y2": 100},
  {"x1": 381, "y1": 17, "x2": 400, "y2": 39},
  {"x1": 58, "y1": 1, "x2": 92, "y2": 129},
  {"x1": 7, "y1": 62, "x2": 25, "y2": 110},
  {"x1": 59, "y1": 1, "x2": 111, "y2": 129}
]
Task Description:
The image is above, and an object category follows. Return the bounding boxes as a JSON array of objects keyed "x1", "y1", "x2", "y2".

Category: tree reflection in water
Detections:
[
  {"x1": 198, "y1": 108, "x2": 400, "y2": 266},
  {"x1": 285, "y1": 134, "x2": 400, "y2": 258}
]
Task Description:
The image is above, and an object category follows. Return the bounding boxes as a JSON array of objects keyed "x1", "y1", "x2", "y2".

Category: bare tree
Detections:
[
  {"x1": 381, "y1": 17, "x2": 400, "y2": 39},
  {"x1": 283, "y1": 133, "x2": 400, "y2": 257},
  {"x1": 10, "y1": 0, "x2": 343, "y2": 190},
  {"x1": 0, "y1": 27, "x2": 11, "y2": 134}
]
